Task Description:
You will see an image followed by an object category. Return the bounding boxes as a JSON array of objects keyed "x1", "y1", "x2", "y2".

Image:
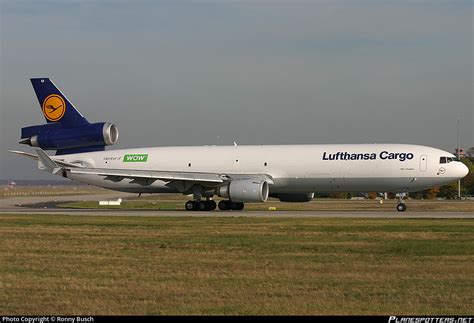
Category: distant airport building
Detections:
[
  {"x1": 454, "y1": 148, "x2": 465, "y2": 158},
  {"x1": 7, "y1": 180, "x2": 17, "y2": 187}
]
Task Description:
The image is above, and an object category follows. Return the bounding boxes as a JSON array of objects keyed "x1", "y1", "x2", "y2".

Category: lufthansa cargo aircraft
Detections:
[{"x1": 10, "y1": 78, "x2": 469, "y2": 212}]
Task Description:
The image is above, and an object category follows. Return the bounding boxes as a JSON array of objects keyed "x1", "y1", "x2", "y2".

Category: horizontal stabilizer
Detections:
[
  {"x1": 35, "y1": 148, "x2": 62, "y2": 174},
  {"x1": 8, "y1": 150, "x2": 38, "y2": 161},
  {"x1": 9, "y1": 150, "x2": 88, "y2": 168}
]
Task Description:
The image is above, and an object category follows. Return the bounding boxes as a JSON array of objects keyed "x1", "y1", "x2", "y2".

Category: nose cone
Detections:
[{"x1": 457, "y1": 162, "x2": 469, "y2": 179}]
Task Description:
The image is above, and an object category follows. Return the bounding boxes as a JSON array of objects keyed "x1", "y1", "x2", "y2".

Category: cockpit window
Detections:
[{"x1": 440, "y1": 157, "x2": 455, "y2": 164}]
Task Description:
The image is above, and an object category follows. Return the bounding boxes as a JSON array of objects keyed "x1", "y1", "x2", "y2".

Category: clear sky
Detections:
[{"x1": 0, "y1": 0, "x2": 472, "y2": 180}]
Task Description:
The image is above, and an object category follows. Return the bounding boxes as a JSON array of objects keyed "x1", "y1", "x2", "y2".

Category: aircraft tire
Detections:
[
  {"x1": 185, "y1": 200, "x2": 198, "y2": 211},
  {"x1": 209, "y1": 200, "x2": 217, "y2": 211},
  {"x1": 218, "y1": 200, "x2": 230, "y2": 210},
  {"x1": 198, "y1": 201, "x2": 212, "y2": 211},
  {"x1": 232, "y1": 202, "x2": 245, "y2": 211},
  {"x1": 396, "y1": 203, "x2": 407, "y2": 212},
  {"x1": 218, "y1": 200, "x2": 245, "y2": 211}
]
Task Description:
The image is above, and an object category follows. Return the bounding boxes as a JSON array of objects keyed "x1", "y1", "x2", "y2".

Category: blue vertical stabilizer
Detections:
[{"x1": 30, "y1": 78, "x2": 89, "y2": 127}]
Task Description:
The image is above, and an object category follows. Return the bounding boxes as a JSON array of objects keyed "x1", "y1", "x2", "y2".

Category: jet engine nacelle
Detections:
[
  {"x1": 217, "y1": 179, "x2": 269, "y2": 203},
  {"x1": 21, "y1": 122, "x2": 119, "y2": 151},
  {"x1": 271, "y1": 192, "x2": 314, "y2": 202}
]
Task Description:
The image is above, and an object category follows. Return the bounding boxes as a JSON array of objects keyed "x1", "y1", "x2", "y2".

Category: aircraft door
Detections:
[{"x1": 420, "y1": 155, "x2": 427, "y2": 172}]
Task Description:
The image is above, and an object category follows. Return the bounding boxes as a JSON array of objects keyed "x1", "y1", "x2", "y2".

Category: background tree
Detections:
[
  {"x1": 328, "y1": 192, "x2": 349, "y2": 199},
  {"x1": 438, "y1": 181, "x2": 459, "y2": 199},
  {"x1": 367, "y1": 192, "x2": 378, "y2": 199},
  {"x1": 466, "y1": 147, "x2": 474, "y2": 158},
  {"x1": 461, "y1": 157, "x2": 474, "y2": 195},
  {"x1": 424, "y1": 187, "x2": 440, "y2": 199}
]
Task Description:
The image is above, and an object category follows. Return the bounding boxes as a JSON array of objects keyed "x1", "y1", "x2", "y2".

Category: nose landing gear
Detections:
[
  {"x1": 396, "y1": 203, "x2": 407, "y2": 212},
  {"x1": 396, "y1": 193, "x2": 407, "y2": 212}
]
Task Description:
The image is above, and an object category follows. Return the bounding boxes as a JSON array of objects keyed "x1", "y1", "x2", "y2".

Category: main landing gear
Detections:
[
  {"x1": 184, "y1": 200, "x2": 244, "y2": 211},
  {"x1": 218, "y1": 200, "x2": 244, "y2": 211},
  {"x1": 185, "y1": 200, "x2": 217, "y2": 211}
]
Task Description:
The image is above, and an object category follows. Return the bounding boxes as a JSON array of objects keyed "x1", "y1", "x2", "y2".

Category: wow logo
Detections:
[{"x1": 123, "y1": 154, "x2": 149, "y2": 162}]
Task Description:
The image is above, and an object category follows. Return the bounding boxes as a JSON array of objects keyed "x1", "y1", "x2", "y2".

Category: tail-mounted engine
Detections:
[{"x1": 20, "y1": 122, "x2": 119, "y2": 154}]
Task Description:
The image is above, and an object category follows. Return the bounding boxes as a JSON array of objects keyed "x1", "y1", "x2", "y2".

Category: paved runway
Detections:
[
  {"x1": 1, "y1": 209, "x2": 473, "y2": 218},
  {"x1": 1, "y1": 192, "x2": 473, "y2": 218}
]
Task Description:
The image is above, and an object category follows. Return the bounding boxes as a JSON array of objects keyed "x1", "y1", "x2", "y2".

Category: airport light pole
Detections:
[{"x1": 457, "y1": 119, "x2": 461, "y2": 199}]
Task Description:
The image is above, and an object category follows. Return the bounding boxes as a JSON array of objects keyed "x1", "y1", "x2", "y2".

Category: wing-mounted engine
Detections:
[
  {"x1": 20, "y1": 122, "x2": 119, "y2": 154},
  {"x1": 217, "y1": 179, "x2": 269, "y2": 203}
]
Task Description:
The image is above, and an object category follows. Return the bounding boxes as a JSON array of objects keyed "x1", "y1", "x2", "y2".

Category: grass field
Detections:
[{"x1": 0, "y1": 214, "x2": 473, "y2": 315}]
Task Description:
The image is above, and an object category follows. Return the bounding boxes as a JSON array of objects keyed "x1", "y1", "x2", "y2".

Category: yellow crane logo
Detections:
[{"x1": 42, "y1": 94, "x2": 66, "y2": 122}]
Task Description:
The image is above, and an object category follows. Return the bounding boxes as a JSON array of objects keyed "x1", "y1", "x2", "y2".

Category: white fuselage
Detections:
[{"x1": 57, "y1": 143, "x2": 468, "y2": 195}]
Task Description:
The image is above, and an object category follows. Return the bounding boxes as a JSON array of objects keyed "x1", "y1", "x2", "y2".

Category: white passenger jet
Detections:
[{"x1": 10, "y1": 79, "x2": 469, "y2": 212}]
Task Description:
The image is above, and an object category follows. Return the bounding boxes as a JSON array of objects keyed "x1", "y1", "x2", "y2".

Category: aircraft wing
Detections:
[
  {"x1": 67, "y1": 167, "x2": 227, "y2": 183},
  {"x1": 9, "y1": 149, "x2": 274, "y2": 186}
]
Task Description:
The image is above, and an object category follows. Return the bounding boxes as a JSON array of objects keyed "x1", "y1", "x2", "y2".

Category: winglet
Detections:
[{"x1": 35, "y1": 148, "x2": 61, "y2": 174}]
